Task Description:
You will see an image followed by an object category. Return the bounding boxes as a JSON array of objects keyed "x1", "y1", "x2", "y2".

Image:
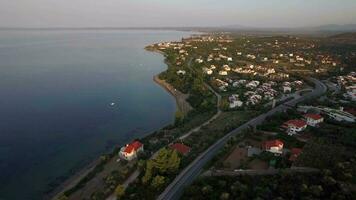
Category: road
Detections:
[
  {"x1": 202, "y1": 167, "x2": 319, "y2": 177},
  {"x1": 157, "y1": 78, "x2": 327, "y2": 200},
  {"x1": 106, "y1": 59, "x2": 223, "y2": 200}
]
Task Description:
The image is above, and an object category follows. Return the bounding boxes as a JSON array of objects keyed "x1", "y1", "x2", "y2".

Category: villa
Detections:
[
  {"x1": 119, "y1": 141, "x2": 144, "y2": 161},
  {"x1": 303, "y1": 113, "x2": 324, "y2": 127},
  {"x1": 282, "y1": 119, "x2": 307, "y2": 135},
  {"x1": 262, "y1": 139, "x2": 284, "y2": 155}
]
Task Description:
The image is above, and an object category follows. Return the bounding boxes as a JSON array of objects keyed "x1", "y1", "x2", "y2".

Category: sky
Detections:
[{"x1": 0, "y1": 0, "x2": 355, "y2": 28}]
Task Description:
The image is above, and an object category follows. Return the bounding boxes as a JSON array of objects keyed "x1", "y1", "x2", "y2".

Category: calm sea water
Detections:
[{"x1": 0, "y1": 30, "x2": 192, "y2": 200}]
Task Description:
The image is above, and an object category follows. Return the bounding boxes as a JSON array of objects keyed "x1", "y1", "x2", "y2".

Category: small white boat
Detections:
[{"x1": 110, "y1": 102, "x2": 115, "y2": 106}]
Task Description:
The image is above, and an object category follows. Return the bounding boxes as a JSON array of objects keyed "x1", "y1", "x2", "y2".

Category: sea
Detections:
[{"x1": 0, "y1": 29, "x2": 193, "y2": 200}]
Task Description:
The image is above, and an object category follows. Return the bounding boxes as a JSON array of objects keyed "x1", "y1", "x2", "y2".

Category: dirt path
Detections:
[{"x1": 179, "y1": 83, "x2": 222, "y2": 140}]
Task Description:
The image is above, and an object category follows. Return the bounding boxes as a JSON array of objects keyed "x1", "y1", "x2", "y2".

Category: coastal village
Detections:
[{"x1": 56, "y1": 33, "x2": 356, "y2": 200}]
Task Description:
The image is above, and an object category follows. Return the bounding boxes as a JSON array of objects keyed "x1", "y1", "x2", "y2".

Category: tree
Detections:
[
  {"x1": 142, "y1": 160, "x2": 153, "y2": 184},
  {"x1": 174, "y1": 111, "x2": 185, "y2": 125},
  {"x1": 114, "y1": 185, "x2": 125, "y2": 199},
  {"x1": 57, "y1": 194, "x2": 68, "y2": 200},
  {"x1": 167, "y1": 150, "x2": 180, "y2": 173},
  {"x1": 153, "y1": 148, "x2": 181, "y2": 175},
  {"x1": 151, "y1": 175, "x2": 166, "y2": 190}
]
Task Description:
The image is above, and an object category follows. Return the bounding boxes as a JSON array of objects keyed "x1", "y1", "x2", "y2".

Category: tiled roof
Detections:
[
  {"x1": 284, "y1": 119, "x2": 307, "y2": 128},
  {"x1": 263, "y1": 139, "x2": 284, "y2": 149},
  {"x1": 304, "y1": 113, "x2": 323, "y2": 120},
  {"x1": 124, "y1": 141, "x2": 143, "y2": 154},
  {"x1": 289, "y1": 148, "x2": 303, "y2": 161},
  {"x1": 170, "y1": 143, "x2": 191, "y2": 155}
]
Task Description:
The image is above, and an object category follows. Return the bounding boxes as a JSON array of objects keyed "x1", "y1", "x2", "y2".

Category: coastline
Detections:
[
  {"x1": 49, "y1": 158, "x2": 100, "y2": 200},
  {"x1": 148, "y1": 47, "x2": 192, "y2": 115},
  {"x1": 51, "y1": 45, "x2": 192, "y2": 200},
  {"x1": 153, "y1": 75, "x2": 192, "y2": 115}
]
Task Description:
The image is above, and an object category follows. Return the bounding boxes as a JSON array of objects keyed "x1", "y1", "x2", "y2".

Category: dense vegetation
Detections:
[{"x1": 182, "y1": 170, "x2": 355, "y2": 200}]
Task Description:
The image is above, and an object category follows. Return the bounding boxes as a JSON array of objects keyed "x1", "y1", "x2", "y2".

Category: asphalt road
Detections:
[
  {"x1": 202, "y1": 167, "x2": 319, "y2": 177},
  {"x1": 157, "y1": 78, "x2": 327, "y2": 200}
]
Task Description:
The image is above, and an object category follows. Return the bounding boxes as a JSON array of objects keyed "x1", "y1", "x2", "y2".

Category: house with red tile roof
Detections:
[
  {"x1": 119, "y1": 141, "x2": 144, "y2": 161},
  {"x1": 170, "y1": 143, "x2": 191, "y2": 156},
  {"x1": 304, "y1": 113, "x2": 324, "y2": 127},
  {"x1": 262, "y1": 139, "x2": 284, "y2": 154},
  {"x1": 282, "y1": 119, "x2": 307, "y2": 135},
  {"x1": 289, "y1": 148, "x2": 302, "y2": 162}
]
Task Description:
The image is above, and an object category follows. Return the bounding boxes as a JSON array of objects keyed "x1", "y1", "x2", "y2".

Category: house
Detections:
[
  {"x1": 289, "y1": 148, "x2": 302, "y2": 162},
  {"x1": 223, "y1": 65, "x2": 231, "y2": 71},
  {"x1": 176, "y1": 70, "x2": 186, "y2": 75},
  {"x1": 119, "y1": 141, "x2": 144, "y2": 161},
  {"x1": 229, "y1": 94, "x2": 243, "y2": 108},
  {"x1": 282, "y1": 119, "x2": 307, "y2": 135},
  {"x1": 303, "y1": 114, "x2": 324, "y2": 127},
  {"x1": 262, "y1": 139, "x2": 284, "y2": 154},
  {"x1": 203, "y1": 67, "x2": 213, "y2": 75},
  {"x1": 170, "y1": 143, "x2": 191, "y2": 156},
  {"x1": 219, "y1": 70, "x2": 228, "y2": 76},
  {"x1": 283, "y1": 86, "x2": 292, "y2": 93}
]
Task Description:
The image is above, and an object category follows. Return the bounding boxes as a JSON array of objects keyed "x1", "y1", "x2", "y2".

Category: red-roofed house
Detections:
[
  {"x1": 289, "y1": 148, "x2": 302, "y2": 162},
  {"x1": 262, "y1": 139, "x2": 284, "y2": 154},
  {"x1": 282, "y1": 119, "x2": 307, "y2": 135},
  {"x1": 170, "y1": 143, "x2": 191, "y2": 156},
  {"x1": 119, "y1": 141, "x2": 144, "y2": 161},
  {"x1": 304, "y1": 114, "x2": 324, "y2": 127}
]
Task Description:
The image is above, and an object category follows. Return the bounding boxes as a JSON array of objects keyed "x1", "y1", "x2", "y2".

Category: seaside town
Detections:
[{"x1": 55, "y1": 33, "x2": 356, "y2": 200}]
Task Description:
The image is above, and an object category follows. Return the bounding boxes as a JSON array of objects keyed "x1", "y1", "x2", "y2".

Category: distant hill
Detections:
[
  {"x1": 327, "y1": 32, "x2": 356, "y2": 44},
  {"x1": 218, "y1": 24, "x2": 356, "y2": 36},
  {"x1": 312, "y1": 24, "x2": 356, "y2": 32}
]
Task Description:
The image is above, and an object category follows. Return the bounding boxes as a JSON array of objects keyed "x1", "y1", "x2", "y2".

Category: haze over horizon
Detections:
[{"x1": 0, "y1": 0, "x2": 356, "y2": 28}]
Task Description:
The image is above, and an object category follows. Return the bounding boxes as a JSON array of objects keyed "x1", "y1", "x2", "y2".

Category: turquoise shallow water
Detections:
[{"x1": 0, "y1": 30, "x2": 192, "y2": 200}]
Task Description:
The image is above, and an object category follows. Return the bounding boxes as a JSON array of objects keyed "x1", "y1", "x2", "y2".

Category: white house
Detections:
[
  {"x1": 203, "y1": 67, "x2": 213, "y2": 75},
  {"x1": 282, "y1": 119, "x2": 307, "y2": 135},
  {"x1": 119, "y1": 141, "x2": 144, "y2": 161},
  {"x1": 229, "y1": 94, "x2": 243, "y2": 108},
  {"x1": 283, "y1": 86, "x2": 292, "y2": 93},
  {"x1": 219, "y1": 70, "x2": 228, "y2": 76},
  {"x1": 304, "y1": 114, "x2": 324, "y2": 127},
  {"x1": 262, "y1": 140, "x2": 284, "y2": 154},
  {"x1": 223, "y1": 65, "x2": 231, "y2": 71},
  {"x1": 176, "y1": 70, "x2": 186, "y2": 75}
]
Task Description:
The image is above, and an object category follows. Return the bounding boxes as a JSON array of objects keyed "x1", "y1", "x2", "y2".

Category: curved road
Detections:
[{"x1": 158, "y1": 78, "x2": 327, "y2": 200}]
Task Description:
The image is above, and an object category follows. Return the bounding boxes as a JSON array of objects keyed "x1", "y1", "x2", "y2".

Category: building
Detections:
[
  {"x1": 219, "y1": 70, "x2": 228, "y2": 76},
  {"x1": 282, "y1": 119, "x2": 307, "y2": 135},
  {"x1": 303, "y1": 114, "x2": 324, "y2": 127},
  {"x1": 229, "y1": 94, "x2": 243, "y2": 108},
  {"x1": 170, "y1": 143, "x2": 191, "y2": 156},
  {"x1": 176, "y1": 70, "x2": 186, "y2": 75},
  {"x1": 319, "y1": 107, "x2": 356, "y2": 123},
  {"x1": 283, "y1": 86, "x2": 292, "y2": 93},
  {"x1": 119, "y1": 141, "x2": 144, "y2": 161},
  {"x1": 262, "y1": 139, "x2": 284, "y2": 154},
  {"x1": 289, "y1": 148, "x2": 302, "y2": 162}
]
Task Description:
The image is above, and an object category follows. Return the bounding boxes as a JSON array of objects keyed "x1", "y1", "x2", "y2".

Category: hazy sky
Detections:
[{"x1": 0, "y1": 0, "x2": 355, "y2": 28}]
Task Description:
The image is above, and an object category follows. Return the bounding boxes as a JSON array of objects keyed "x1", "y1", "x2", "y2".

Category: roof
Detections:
[
  {"x1": 263, "y1": 139, "x2": 284, "y2": 149},
  {"x1": 304, "y1": 113, "x2": 323, "y2": 120},
  {"x1": 289, "y1": 148, "x2": 303, "y2": 161},
  {"x1": 170, "y1": 143, "x2": 191, "y2": 155},
  {"x1": 345, "y1": 108, "x2": 356, "y2": 116},
  {"x1": 124, "y1": 141, "x2": 143, "y2": 154},
  {"x1": 284, "y1": 119, "x2": 307, "y2": 128}
]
